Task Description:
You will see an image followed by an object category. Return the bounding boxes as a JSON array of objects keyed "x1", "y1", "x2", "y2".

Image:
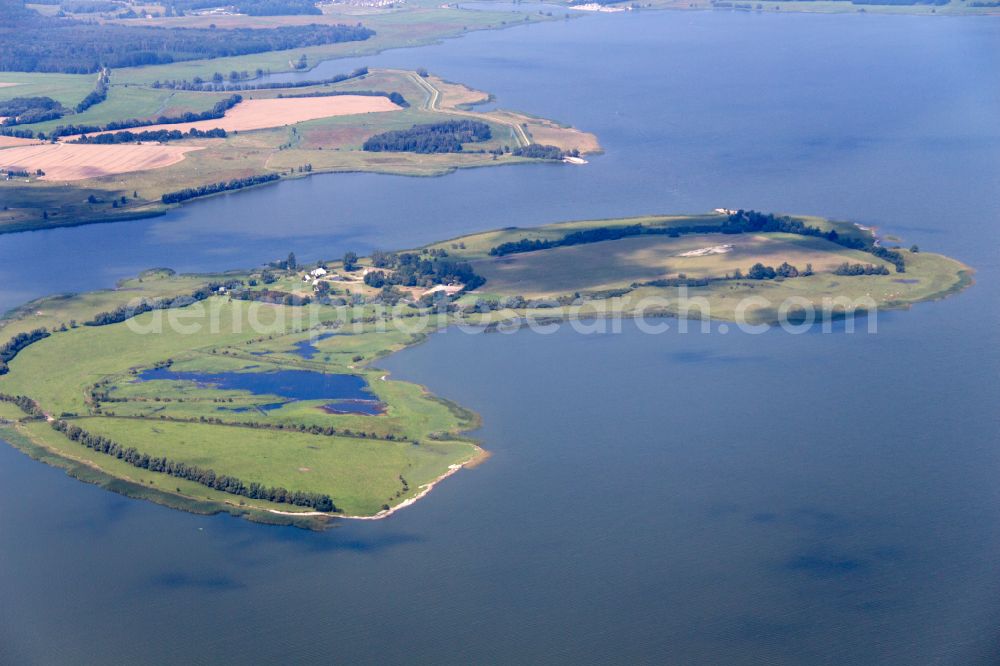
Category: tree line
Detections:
[
  {"x1": 46, "y1": 94, "x2": 241, "y2": 140},
  {"x1": 0, "y1": 393, "x2": 45, "y2": 418},
  {"x1": 833, "y1": 262, "x2": 891, "y2": 276},
  {"x1": 229, "y1": 288, "x2": 312, "y2": 306},
  {"x1": 98, "y1": 411, "x2": 411, "y2": 444},
  {"x1": 0, "y1": 328, "x2": 51, "y2": 375},
  {"x1": 363, "y1": 120, "x2": 492, "y2": 154},
  {"x1": 75, "y1": 68, "x2": 110, "y2": 113},
  {"x1": 51, "y1": 420, "x2": 336, "y2": 512},
  {"x1": 0, "y1": 5, "x2": 375, "y2": 73},
  {"x1": 276, "y1": 89, "x2": 409, "y2": 108},
  {"x1": 151, "y1": 66, "x2": 369, "y2": 92},
  {"x1": 489, "y1": 210, "x2": 907, "y2": 273},
  {"x1": 72, "y1": 127, "x2": 227, "y2": 144},
  {"x1": 161, "y1": 173, "x2": 281, "y2": 204},
  {"x1": 85, "y1": 281, "x2": 243, "y2": 326}
]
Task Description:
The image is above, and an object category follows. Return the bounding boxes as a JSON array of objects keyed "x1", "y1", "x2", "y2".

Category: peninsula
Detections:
[{"x1": 0, "y1": 211, "x2": 971, "y2": 527}]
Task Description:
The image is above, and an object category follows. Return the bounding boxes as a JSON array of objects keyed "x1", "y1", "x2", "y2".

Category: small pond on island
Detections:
[{"x1": 134, "y1": 367, "x2": 385, "y2": 416}]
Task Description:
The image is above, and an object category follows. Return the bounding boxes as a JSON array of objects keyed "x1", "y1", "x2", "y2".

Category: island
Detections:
[{"x1": 0, "y1": 210, "x2": 972, "y2": 527}]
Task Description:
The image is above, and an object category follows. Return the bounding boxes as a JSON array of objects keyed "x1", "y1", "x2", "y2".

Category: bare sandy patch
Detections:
[
  {"x1": 131, "y1": 95, "x2": 401, "y2": 135},
  {"x1": 0, "y1": 143, "x2": 202, "y2": 181},
  {"x1": 525, "y1": 120, "x2": 602, "y2": 155}
]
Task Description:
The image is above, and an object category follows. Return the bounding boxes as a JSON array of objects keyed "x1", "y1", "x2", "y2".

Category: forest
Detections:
[
  {"x1": 0, "y1": 1, "x2": 374, "y2": 73},
  {"x1": 363, "y1": 120, "x2": 492, "y2": 154},
  {"x1": 0, "y1": 96, "x2": 66, "y2": 126}
]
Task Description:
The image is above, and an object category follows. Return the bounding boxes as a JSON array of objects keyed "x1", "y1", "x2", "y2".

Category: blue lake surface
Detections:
[
  {"x1": 136, "y1": 367, "x2": 383, "y2": 414},
  {"x1": 0, "y1": 9, "x2": 999, "y2": 665},
  {"x1": 138, "y1": 367, "x2": 374, "y2": 402}
]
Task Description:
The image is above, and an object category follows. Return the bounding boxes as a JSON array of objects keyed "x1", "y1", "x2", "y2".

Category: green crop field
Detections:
[{"x1": 0, "y1": 72, "x2": 97, "y2": 107}]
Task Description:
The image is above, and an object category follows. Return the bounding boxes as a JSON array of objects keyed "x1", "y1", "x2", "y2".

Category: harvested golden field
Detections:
[
  {"x1": 130, "y1": 95, "x2": 401, "y2": 135},
  {"x1": 0, "y1": 143, "x2": 203, "y2": 181},
  {"x1": 0, "y1": 135, "x2": 41, "y2": 148}
]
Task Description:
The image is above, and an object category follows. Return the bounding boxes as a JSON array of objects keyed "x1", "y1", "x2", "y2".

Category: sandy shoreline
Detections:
[{"x1": 266, "y1": 445, "x2": 488, "y2": 521}]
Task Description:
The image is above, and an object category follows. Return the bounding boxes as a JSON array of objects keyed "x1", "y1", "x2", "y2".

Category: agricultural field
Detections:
[
  {"x1": 0, "y1": 72, "x2": 97, "y2": 107},
  {"x1": 0, "y1": 142, "x2": 202, "y2": 180},
  {"x1": 130, "y1": 93, "x2": 401, "y2": 134},
  {"x1": 0, "y1": 68, "x2": 599, "y2": 233},
  {"x1": 0, "y1": 211, "x2": 971, "y2": 526}
]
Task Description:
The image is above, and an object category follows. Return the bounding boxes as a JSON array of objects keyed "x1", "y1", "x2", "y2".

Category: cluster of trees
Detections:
[
  {"x1": 833, "y1": 262, "x2": 891, "y2": 276},
  {"x1": 151, "y1": 66, "x2": 369, "y2": 92},
  {"x1": 363, "y1": 250, "x2": 485, "y2": 290},
  {"x1": 51, "y1": 420, "x2": 336, "y2": 511},
  {"x1": 0, "y1": 5, "x2": 375, "y2": 74},
  {"x1": 229, "y1": 289, "x2": 312, "y2": 306},
  {"x1": 132, "y1": 411, "x2": 407, "y2": 442},
  {"x1": 512, "y1": 143, "x2": 564, "y2": 160},
  {"x1": 161, "y1": 173, "x2": 281, "y2": 204},
  {"x1": 0, "y1": 96, "x2": 66, "y2": 126},
  {"x1": 73, "y1": 127, "x2": 226, "y2": 144},
  {"x1": 639, "y1": 276, "x2": 712, "y2": 288},
  {"x1": 0, "y1": 393, "x2": 44, "y2": 418},
  {"x1": 74, "y1": 68, "x2": 110, "y2": 113},
  {"x1": 363, "y1": 120, "x2": 492, "y2": 154},
  {"x1": 0, "y1": 328, "x2": 51, "y2": 375},
  {"x1": 744, "y1": 262, "x2": 806, "y2": 280}
]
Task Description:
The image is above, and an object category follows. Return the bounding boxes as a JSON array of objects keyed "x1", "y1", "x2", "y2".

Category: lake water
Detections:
[
  {"x1": 1, "y1": 9, "x2": 999, "y2": 664},
  {"x1": 134, "y1": 367, "x2": 383, "y2": 415}
]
